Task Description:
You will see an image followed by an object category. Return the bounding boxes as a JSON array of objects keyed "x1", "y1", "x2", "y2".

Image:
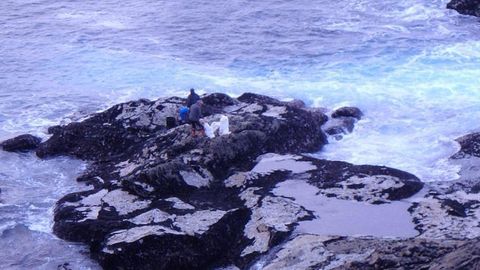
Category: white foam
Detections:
[
  {"x1": 96, "y1": 20, "x2": 128, "y2": 30},
  {"x1": 56, "y1": 11, "x2": 131, "y2": 29}
]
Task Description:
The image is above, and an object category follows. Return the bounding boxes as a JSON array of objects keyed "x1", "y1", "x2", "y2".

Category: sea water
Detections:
[{"x1": 1, "y1": 0, "x2": 480, "y2": 268}]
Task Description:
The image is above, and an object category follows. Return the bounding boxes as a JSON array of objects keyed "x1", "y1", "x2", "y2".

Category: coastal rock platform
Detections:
[{"x1": 4, "y1": 92, "x2": 480, "y2": 269}]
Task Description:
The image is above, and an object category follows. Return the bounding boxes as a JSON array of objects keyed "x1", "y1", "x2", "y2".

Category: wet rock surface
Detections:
[
  {"x1": 322, "y1": 106, "x2": 363, "y2": 140},
  {"x1": 447, "y1": 0, "x2": 480, "y2": 17},
  {"x1": 258, "y1": 234, "x2": 474, "y2": 270},
  {"x1": 402, "y1": 132, "x2": 480, "y2": 241},
  {"x1": 1, "y1": 134, "x2": 42, "y2": 152},
  {"x1": 331, "y1": 106, "x2": 363, "y2": 120},
  {"x1": 12, "y1": 92, "x2": 480, "y2": 269},
  {"x1": 36, "y1": 93, "x2": 338, "y2": 269},
  {"x1": 50, "y1": 149, "x2": 424, "y2": 269}
]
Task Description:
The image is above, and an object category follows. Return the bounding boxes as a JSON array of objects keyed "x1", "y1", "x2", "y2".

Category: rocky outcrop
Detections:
[
  {"x1": 447, "y1": 0, "x2": 480, "y2": 17},
  {"x1": 12, "y1": 91, "x2": 480, "y2": 269},
  {"x1": 1, "y1": 134, "x2": 42, "y2": 152},
  {"x1": 51, "y1": 150, "x2": 423, "y2": 269},
  {"x1": 14, "y1": 92, "x2": 430, "y2": 269},
  {"x1": 33, "y1": 93, "x2": 333, "y2": 269}
]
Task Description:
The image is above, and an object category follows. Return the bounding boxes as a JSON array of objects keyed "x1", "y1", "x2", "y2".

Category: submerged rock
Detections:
[
  {"x1": 1, "y1": 134, "x2": 42, "y2": 152},
  {"x1": 322, "y1": 106, "x2": 363, "y2": 140},
  {"x1": 322, "y1": 116, "x2": 356, "y2": 139},
  {"x1": 447, "y1": 0, "x2": 480, "y2": 17}
]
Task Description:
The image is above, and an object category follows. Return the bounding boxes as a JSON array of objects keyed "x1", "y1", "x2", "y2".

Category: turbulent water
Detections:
[{"x1": 1, "y1": 0, "x2": 480, "y2": 268}]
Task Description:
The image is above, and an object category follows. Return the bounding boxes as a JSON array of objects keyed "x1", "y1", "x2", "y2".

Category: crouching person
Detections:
[
  {"x1": 189, "y1": 100, "x2": 205, "y2": 137},
  {"x1": 178, "y1": 106, "x2": 189, "y2": 125}
]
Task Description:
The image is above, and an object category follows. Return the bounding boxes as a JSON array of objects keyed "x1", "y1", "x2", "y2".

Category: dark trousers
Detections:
[{"x1": 190, "y1": 120, "x2": 204, "y2": 131}]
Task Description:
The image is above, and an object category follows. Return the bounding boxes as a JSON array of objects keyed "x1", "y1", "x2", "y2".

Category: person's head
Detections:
[{"x1": 190, "y1": 88, "x2": 195, "y2": 94}]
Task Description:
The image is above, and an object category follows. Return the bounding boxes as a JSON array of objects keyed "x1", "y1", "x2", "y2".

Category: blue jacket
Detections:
[{"x1": 179, "y1": 107, "x2": 189, "y2": 122}]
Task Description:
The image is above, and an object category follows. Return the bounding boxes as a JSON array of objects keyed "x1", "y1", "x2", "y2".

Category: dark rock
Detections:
[
  {"x1": 325, "y1": 126, "x2": 344, "y2": 136},
  {"x1": 285, "y1": 99, "x2": 305, "y2": 109},
  {"x1": 447, "y1": 0, "x2": 480, "y2": 17},
  {"x1": 442, "y1": 199, "x2": 467, "y2": 218},
  {"x1": 307, "y1": 158, "x2": 423, "y2": 203},
  {"x1": 451, "y1": 132, "x2": 480, "y2": 159},
  {"x1": 331, "y1": 106, "x2": 363, "y2": 120},
  {"x1": 328, "y1": 237, "x2": 462, "y2": 270},
  {"x1": 202, "y1": 93, "x2": 239, "y2": 116},
  {"x1": 36, "y1": 97, "x2": 182, "y2": 160},
  {"x1": 237, "y1": 92, "x2": 284, "y2": 106},
  {"x1": 57, "y1": 263, "x2": 72, "y2": 270},
  {"x1": 428, "y1": 239, "x2": 480, "y2": 269},
  {"x1": 202, "y1": 92, "x2": 238, "y2": 108},
  {"x1": 244, "y1": 130, "x2": 480, "y2": 269},
  {"x1": 38, "y1": 92, "x2": 430, "y2": 269},
  {"x1": 48, "y1": 125, "x2": 63, "y2": 135},
  {"x1": 51, "y1": 151, "x2": 423, "y2": 270},
  {"x1": 42, "y1": 93, "x2": 333, "y2": 269},
  {"x1": 259, "y1": 234, "x2": 476, "y2": 270},
  {"x1": 471, "y1": 182, "x2": 480, "y2": 193},
  {"x1": 1, "y1": 134, "x2": 42, "y2": 152},
  {"x1": 97, "y1": 208, "x2": 250, "y2": 270}
]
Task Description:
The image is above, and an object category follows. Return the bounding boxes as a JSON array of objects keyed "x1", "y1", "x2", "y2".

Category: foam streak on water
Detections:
[{"x1": 1, "y1": 0, "x2": 480, "y2": 268}]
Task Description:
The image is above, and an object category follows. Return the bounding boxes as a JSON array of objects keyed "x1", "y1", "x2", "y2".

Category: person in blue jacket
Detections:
[{"x1": 178, "y1": 106, "x2": 189, "y2": 124}]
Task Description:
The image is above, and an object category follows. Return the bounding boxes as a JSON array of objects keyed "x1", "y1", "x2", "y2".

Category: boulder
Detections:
[
  {"x1": 331, "y1": 106, "x2": 363, "y2": 120},
  {"x1": 1, "y1": 134, "x2": 42, "y2": 152}
]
